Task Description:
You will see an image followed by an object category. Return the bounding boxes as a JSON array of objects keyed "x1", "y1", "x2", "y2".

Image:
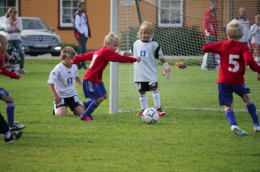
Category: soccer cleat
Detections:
[
  {"x1": 157, "y1": 108, "x2": 166, "y2": 116},
  {"x1": 52, "y1": 101, "x2": 56, "y2": 115},
  {"x1": 14, "y1": 121, "x2": 19, "y2": 125},
  {"x1": 231, "y1": 125, "x2": 248, "y2": 136},
  {"x1": 80, "y1": 114, "x2": 95, "y2": 121},
  {"x1": 9, "y1": 124, "x2": 25, "y2": 131},
  {"x1": 254, "y1": 124, "x2": 260, "y2": 132},
  {"x1": 5, "y1": 131, "x2": 23, "y2": 144},
  {"x1": 137, "y1": 111, "x2": 143, "y2": 116},
  {"x1": 19, "y1": 69, "x2": 29, "y2": 73},
  {"x1": 18, "y1": 70, "x2": 24, "y2": 74},
  {"x1": 79, "y1": 101, "x2": 86, "y2": 111}
]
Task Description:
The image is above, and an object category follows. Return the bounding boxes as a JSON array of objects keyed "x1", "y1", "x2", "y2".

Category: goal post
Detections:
[{"x1": 110, "y1": 0, "x2": 260, "y2": 114}]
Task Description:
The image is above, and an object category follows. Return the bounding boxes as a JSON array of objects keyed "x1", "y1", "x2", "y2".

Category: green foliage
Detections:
[
  {"x1": 62, "y1": 43, "x2": 79, "y2": 53},
  {"x1": 0, "y1": 59, "x2": 260, "y2": 172},
  {"x1": 120, "y1": 25, "x2": 205, "y2": 56}
]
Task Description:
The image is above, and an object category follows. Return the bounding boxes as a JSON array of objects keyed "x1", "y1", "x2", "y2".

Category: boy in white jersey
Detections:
[
  {"x1": 117, "y1": 21, "x2": 171, "y2": 116},
  {"x1": 47, "y1": 47, "x2": 85, "y2": 116},
  {"x1": 250, "y1": 15, "x2": 260, "y2": 65}
]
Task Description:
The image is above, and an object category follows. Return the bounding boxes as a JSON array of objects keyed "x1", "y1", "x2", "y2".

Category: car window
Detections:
[{"x1": 22, "y1": 19, "x2": 49, "y2": 30}]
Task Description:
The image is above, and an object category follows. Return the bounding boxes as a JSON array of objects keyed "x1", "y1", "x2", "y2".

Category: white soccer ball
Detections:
[{"x1": 142, "y1": 108, "x2": 159, "y2": 124}]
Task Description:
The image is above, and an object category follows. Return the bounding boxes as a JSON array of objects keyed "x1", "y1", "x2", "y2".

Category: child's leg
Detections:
[
  {"x1": 225, "y1": 104, "x2": 237, "y2": 126},
  {"x1": 82, "y1": 97, "x2": 102, "y2": 117},
  {"x1": 139, "y1": 91, "x2": 148, "y2": 110},
  {"x1": 152, "y1": 88, "x2": 161, "y2": 109},
  {"x1": 56, "y1": 106, "x2": 68, "y2": 116},
  {"x1": 242, "y1": 93, "x2": 259, "y2": 125},
  {"x1": 3, "y1": 95, "x2": 15, "y2": 126}
]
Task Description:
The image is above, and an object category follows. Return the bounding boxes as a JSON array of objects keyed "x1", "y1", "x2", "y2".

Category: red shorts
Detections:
[{"x1": 253, "y1": 44, "x2": 260, "y2": 50}]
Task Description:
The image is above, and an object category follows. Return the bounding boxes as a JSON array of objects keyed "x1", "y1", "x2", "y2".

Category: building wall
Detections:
[{"x1": 20, "y1": 0, "x2": 110, "y2": 50}]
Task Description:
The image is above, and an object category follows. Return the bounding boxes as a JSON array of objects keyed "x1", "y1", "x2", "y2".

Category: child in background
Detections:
[
  {"x1": 250, "y1": 14, "x2": 260, "y2": 65},
  {"x1": 73, "y1": 32, "x2": 141, "y2": 121},
  {"x1": 117, "y1": 21, "x2": 170, "y2": 116},
  {"x1": 47, "y1": 47, "x2": 85, "y2": 116},
  {"x1": 203, "y1": 19, "x2": 260, "y2": 136},
  {"x1": 0, "y1": 34, "x2": 25, "y2": 132}
]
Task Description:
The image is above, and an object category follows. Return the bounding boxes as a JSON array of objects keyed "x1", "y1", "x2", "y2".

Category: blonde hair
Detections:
[
  {"x1": 103, "y1": 32, "x2": 120, "y2": 46},
  {"x1": 78, "y1": 1, "x2": 85, "y2": 8},
  {"x1": 5, "y1": 7, "x2": 16, "y2": 18},
  {"x1": 226, "y1": 19, "x2": 243, "y2": 39},
  {"x1": 60, "y1": 46, "x2": 77, "y2": 59},
  {"x1": 255, "y1": 14, "x2": 260, "y2": 19},
  {"x1": 137, "y1": 21, "x2": 154, "y2": 38},
  {"x1": 0, "y1": 35, "x2": 8, "y2": 47}
]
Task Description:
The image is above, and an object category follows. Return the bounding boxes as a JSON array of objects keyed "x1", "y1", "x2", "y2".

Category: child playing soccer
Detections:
[
  {"x1": 0, "y1": 35, "x2": 25, "y2": 132},
  {"x1": 250, "y1": 14, "x2": 260, "y2": 65},
  {"x1": 47, "y1": 47, "x2": 85, "y2": 116},
  {"x1": 117, "y1": 21, "x2": 171, "y2": 116},
  {"x1": 203, "y1": 19, "x2": 260, "y2": 136},
  {"x1": 72, "y1": 32, "x2": 141, "y2": 121}
]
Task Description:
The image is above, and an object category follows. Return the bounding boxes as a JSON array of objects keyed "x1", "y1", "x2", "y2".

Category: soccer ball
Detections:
[{"x1": 142, "y1": 108, "x2": 159, "y2": 124}]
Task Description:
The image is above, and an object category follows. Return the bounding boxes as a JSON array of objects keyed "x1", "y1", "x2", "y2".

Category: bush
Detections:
[{"x1": 61, "y1": 43, "x2": 79, "y2": 53}]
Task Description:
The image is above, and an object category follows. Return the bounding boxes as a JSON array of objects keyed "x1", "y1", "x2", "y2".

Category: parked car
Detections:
[{"x1": 0, "y1": 17, "x2": 61, "y2": 56}]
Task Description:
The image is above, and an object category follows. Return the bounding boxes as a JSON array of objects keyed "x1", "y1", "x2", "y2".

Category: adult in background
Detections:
[
  {"x1": 203, "y1": 0, "x2": 218, "y2": 70},
  {"x1": 235, "y1": 7, "x2": 250, "y2": 46},
  {"x1": 73, "y1": 1, "x2": 91, "y2": 70},
  {"x1": 5, "y1": 7, "x2": 29, "y2": 74}
]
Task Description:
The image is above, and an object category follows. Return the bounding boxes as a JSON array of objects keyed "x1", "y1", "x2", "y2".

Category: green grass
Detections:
[{"x1": 0, "y1": 59, "x2": 260, "y2": 172}]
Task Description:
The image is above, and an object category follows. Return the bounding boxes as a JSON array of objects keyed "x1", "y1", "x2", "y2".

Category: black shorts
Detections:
[
  {"x1": 56, "y1": 95, "x2": 80, "y2": 111},
  {"x1": 136, "y1": 82, "x2": 158, "y2": 92}
]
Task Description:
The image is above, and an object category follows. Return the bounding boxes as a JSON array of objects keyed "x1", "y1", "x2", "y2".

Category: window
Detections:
[
  {"x1": 59, "y1": 0, "x2": 78, "y2": 27},
  {"x1": 0, "y1": 0, "x2": 18, "y2": 17},
  {"x1": 158, "y1": 0, "x2": 183, "y2": 27}
]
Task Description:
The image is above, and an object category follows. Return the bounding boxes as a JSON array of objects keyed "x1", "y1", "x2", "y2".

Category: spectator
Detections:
[
  {"x1": 235, "y1": 7, "x2": 250, "y2": 46},
  {"x1": 250, "y1": 15, "x2": 260, "y2": 65},
  {"x1": 5, "y1": 7, "x2": 29, "y2": 74},
  {"x1": 203, "y1": 0, "x2": 218, "y2": 70},
  {"x1": 73, "y1": 1, "x2": 91, "y2": 70}
]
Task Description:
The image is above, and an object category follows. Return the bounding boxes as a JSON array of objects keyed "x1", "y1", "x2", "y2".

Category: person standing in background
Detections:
[
  {"x1": 203, "y1": 0, "x2": 218, "y2": 70},
  {"x1": 235, "y1": 7, "x2": 250, "y2": 47},
  {"x1": 73, "y1": 1, "x2": 91, "y2": 70}
]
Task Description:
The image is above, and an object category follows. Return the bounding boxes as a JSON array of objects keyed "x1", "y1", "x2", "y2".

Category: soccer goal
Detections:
[{"x1": 110, "y1": 0, "x2": 260, "y2": 114}]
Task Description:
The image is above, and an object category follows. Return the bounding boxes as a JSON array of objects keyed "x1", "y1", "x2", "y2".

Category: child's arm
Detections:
[
  {"x1": 250, "y1": 25, "x2": 258, "y2": 37},
  {"x1": 48, "y1": 84, "x2": 61, "y2": 104},
  {"x1": 73, "y1": 52, "x2": 95, "y2": 65},
  {"x1": 160, "y1": 58, "x2": 171, "y2": 79},
  {"x1": 75, "y1": 76, "x2": 83, "y2": 88},
  {"x1": 115, "y1": 48, "x2": 132, "y2": 56},
  {"x1": 202, "y1": 42, "x2": 222, "y2": 54},
  {"x1": 105, "y1": 50, "x2": 140, "y2": 63}
]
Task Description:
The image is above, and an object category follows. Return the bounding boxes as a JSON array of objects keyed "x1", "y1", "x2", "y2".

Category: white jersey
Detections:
[
  {"x1": 47, "y1": 62, "x2": 79, "y2": 98},
  {"x1": 236, "y1": 17, "x2": 250, "y2": 43},
  {"x1": 130, "y1": 39, "x2": 164, "y2": 82},
  {"x1": 250, "y1": 24, "x2": 260, "y2": 44}
]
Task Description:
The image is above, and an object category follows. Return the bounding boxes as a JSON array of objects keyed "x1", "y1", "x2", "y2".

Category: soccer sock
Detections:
[
  {"x1": 152, "y1": 90, "x2": 161, "y2": 109},
  {"x1": 3, "y1": 131, "x2": 11, "y2": 139},
  {"x1": 139, "y1": 94, "x2": 148, "y2": 110},
  {"x1": 6, "y1": 102, "x2": 14, "y2": 126},
  {"x1": 225, "y1": 109, "x2": 237, "y2": 126},
  {"x1": 246, "y1": 102, "x2": 259, "y2": 125},
  {"x1": 83, "y1": 100, "x2": 99, "y2": 117},
  {"x1": 84, "y1": 99, "x2": 94, "y2": 109}
]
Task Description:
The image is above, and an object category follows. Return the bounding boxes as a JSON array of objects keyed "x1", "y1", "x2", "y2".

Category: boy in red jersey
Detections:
[
  {"x1": 0, "y1": 35, "x2": 25, "y2": 132},
  {"x1": 73, "y1": 32, "x2": 141, "y2": 121},
  {"x1": 203, "y1": 19, "x2": 260, "y2": 136}
]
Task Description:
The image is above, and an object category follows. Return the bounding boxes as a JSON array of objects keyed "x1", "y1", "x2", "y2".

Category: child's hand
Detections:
[
  {"x1": 15, "y1": 73, "x2": 21, "y2": 80},
  {"x1": 163, "y1": 62, "x2": 171, "y2": 79},
  {"x1": 115, "y1": 48, "x2": 125, "y2": 56},
  {"x1": 257, "y1": 72, "x2": 260, "y2": 81},
  {"x1": 54, "y1": 95, "x2": 61, "y2": 104},
  {"x1": 136, "y1": 56, "x2": 141, "y2": 62}
]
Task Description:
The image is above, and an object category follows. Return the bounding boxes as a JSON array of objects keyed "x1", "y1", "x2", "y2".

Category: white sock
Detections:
[
  {"x1": 54, "y1": 103, "x2": 58, "y2": 116},
  {"x1": 3, "y1": 131, "x2": 11, "y2": 139},
  {"x1": 152, "y1": 90, "x2": 161, "y2": 109},
  {"x1": 139, "y1": 94, "x2": 148, "y2": 110}
]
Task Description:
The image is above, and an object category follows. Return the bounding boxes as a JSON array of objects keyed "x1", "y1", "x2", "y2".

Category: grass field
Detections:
[{"x1": 0, "y1": 59, "x2": 260, "y2": 172}]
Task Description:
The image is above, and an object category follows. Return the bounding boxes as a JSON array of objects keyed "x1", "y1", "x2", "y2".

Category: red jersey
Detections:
[
  {"x1": 0, "y1": 53, "x2": 16, "y2": 82},
  {"x1": 73, "y1": 46, "x2": 137, "y2": 83},
  {"x1": 202, "y1": 40, "x2": 260, "y2": 85},
  {"x1": 203, "y1": 9, "x2": 218, "y2": 37}
]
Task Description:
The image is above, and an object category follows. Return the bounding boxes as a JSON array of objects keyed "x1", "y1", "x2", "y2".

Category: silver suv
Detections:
[{"x1": 0, "y1": 17, "x2": 61, "y2": 56}]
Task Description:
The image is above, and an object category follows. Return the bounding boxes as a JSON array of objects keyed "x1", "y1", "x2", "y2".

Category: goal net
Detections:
[{"x1": 114, "y1": 0, "x2": 260, "y2": 113}]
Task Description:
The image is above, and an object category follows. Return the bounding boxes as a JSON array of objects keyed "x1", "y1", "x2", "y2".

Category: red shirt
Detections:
[
  {"x1": 0, "y1": 53, "x2": 16, "y2": 84},
  {"x1": 73, "y1": 46, "x2": 137, "y2": 83},
  {"x1": 202, "y1": 40, "x2": 260, "y2": 85},
  {"x1": 203, "y1": 9, "x2": 218, "y2": 37}
]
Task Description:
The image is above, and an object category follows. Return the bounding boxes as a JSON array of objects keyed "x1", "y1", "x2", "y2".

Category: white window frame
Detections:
[
  {"x1": 158, "y1": 0, "x2": 183, "y2": 27},
  {"x1": 59, "y1": 0, "x2": 79, "y2": 27},
  {"x1": 0, "y1": 0, "x2": 19, "y2": 16}
]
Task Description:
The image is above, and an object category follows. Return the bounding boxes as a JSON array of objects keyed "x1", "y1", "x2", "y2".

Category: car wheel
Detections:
[{"x1": 51, "y1": 52, "x2": 61, "y2": 56}]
